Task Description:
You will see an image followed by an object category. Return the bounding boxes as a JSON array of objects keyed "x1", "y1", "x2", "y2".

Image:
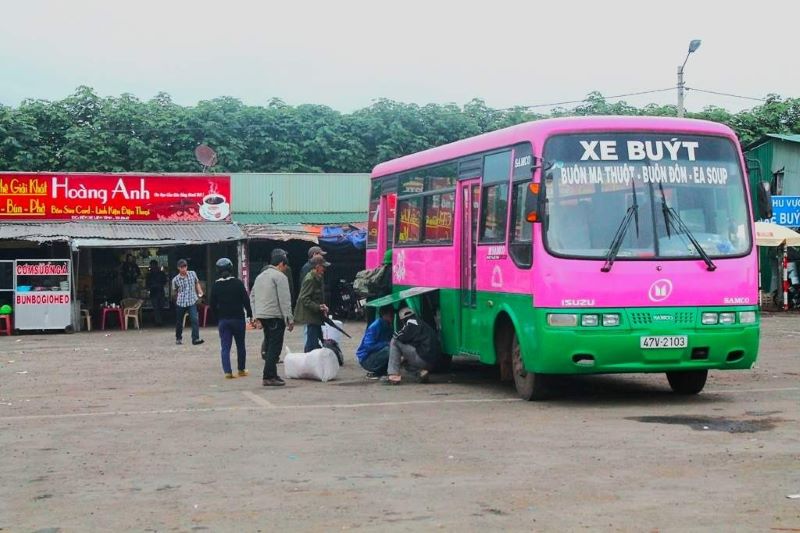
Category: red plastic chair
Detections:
[
  {"x1": 183, "y1": 303, "x2": 210, "y2": 328},
  {"x1": 0, "y1": 315, "x2": 11, "y2": 336}
]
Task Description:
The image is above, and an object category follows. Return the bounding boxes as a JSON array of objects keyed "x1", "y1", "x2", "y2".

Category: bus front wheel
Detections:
[
  {"x1": 511, "y1": 333, "x2": 550, "y2": 401},
  {"x1": 666, "y1": 370, "x2": 708, "y2": 395}
]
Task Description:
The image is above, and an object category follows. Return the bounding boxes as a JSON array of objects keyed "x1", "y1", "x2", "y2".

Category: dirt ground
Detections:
[{"x1": 0, "y1": 315, "x2": 798, "y2": 532}]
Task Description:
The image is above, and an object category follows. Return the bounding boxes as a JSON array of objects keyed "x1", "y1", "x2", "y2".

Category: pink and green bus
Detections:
[{"x1": 366, "y1": 117, "x2": 761, "y2": 400}]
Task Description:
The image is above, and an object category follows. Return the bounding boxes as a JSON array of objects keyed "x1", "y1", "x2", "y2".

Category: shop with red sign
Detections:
[{"x1": 0, "y1": 173, "x2": 244, "y2": 332}]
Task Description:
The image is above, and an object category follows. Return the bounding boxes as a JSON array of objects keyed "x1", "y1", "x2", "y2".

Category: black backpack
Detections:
[{"x1": 323, "y1": 338, "x2": 344, "y2": 366}]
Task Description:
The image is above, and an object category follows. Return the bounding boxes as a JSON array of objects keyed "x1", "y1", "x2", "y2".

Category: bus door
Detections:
[{"x1": 459, "y1": 180, "x2": 481, "y2": 353}]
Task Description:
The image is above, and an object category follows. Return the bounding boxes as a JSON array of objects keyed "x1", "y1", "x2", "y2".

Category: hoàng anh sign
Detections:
[{"x1": 0, "y1": 173, "x2": 232, "y2": 222}]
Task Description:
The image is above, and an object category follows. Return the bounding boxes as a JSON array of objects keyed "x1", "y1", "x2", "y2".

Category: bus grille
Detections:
[{"x1": 629, "y1": 311, "x2": 696, "y2": 325}]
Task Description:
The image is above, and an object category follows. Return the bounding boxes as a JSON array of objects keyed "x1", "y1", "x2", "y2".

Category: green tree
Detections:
[{"x1": 2, "y1": 86, "x2": 798, "y2": 173}]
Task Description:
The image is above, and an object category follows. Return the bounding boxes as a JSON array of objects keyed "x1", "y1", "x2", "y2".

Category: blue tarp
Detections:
[{"x1": 319, "y1": 225, "x2": 367, "y2": 250}]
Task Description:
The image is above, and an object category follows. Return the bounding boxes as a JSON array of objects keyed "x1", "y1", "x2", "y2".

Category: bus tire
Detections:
[
  {"x1": 511, "y1": 332, "x2": 550, "y2": 401},
  {"x1": 433, "y1": 354, "x2": 452, "y2": 373},
  {"x1": 666, "y1": 370, "x2": 708, "y2": 394}
]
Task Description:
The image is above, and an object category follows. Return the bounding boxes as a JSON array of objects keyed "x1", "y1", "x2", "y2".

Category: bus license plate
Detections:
[{"x1": 640, "y1": 335, "x2": 688, "y2": 349}]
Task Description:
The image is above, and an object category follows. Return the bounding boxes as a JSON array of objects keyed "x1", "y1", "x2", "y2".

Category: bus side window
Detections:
[
  {"x1": 479, "y1": 150, "x2": 512, "y2": 243},
  {"x1": 396, "y1": 197, "x2": 422, "y2": 245},
  {"x1": 367, "y1": 180, "x2": 381, "y2": 248},
  {"x1": 479, "y1": 184, "x2": 509, "y2": 242},
  {"x1": 385, "y1": 192, "x2": 397, "y2": 250},
  {"x1": 509, "y1": 181, "x2": 533, "y2": 268}
]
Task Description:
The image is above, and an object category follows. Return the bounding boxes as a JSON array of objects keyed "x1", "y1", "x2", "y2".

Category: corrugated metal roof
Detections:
[
  {"x1": 0, "y1": 222, "x2": 244, "y2": 247},
  {"x1": 745, "y1": 134, "x2": 800, "y2": 151},
  {"x1": 239, "y1": 224, "x2": 319, "y2": 243},
  {"x1": 766, "y1": 134, "x2": 800, "y2": 143},
  {"x1": 233, "y1": 212, "x2": 366, "y2": 225},
  {"x1": 230, "y1": 173, "x2": 370, "y2": 214}
]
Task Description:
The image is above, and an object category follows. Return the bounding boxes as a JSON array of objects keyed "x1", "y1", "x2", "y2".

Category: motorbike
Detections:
[
  {"x1": 332, "y1": 278, "x2": 365, "y2": 321},
  {"x1": 772, "y1": 261, "x2": 800, "y2": 310}
]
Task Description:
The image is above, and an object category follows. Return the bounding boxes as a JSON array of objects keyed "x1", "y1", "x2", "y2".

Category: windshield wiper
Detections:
[
  {"x1": 601, "y1": 180, "x2": 640, "y2": 272},
  {"x1": 657, "y1": 182, "x2": 717, "y2": 271}
]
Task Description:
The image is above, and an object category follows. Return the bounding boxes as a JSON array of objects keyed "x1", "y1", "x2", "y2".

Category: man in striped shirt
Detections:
[{"x1": 172, "y1": 258, "x2": 204, "y2": 346}]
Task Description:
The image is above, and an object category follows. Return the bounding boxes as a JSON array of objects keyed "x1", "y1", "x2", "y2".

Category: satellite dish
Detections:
[{"x1": 195, "y1": 144, "x2": 218, "y2": 171}]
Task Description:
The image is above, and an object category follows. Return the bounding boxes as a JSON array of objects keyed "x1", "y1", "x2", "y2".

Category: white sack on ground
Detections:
[{"x1": 283, "y1": 346, "x2": 340, "y2": 382}]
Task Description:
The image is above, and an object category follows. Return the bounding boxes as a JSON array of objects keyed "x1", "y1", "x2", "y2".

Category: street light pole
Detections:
[{"x1": 677, "y1": 39, "x2": 702, "y2": 118}]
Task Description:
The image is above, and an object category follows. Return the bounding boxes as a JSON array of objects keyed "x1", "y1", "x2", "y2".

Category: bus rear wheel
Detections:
[
  {"x1": 666, "y1": 370, "x2": 708, "y2": 395},
  {"x1": 511, "y1": 333, "x2": 550, "y2": 401}
]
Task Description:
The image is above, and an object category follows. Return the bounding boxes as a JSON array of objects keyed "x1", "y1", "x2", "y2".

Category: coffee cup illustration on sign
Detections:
[{"x1": 199, "y1": 193, "x2": 230, "y2": 221}]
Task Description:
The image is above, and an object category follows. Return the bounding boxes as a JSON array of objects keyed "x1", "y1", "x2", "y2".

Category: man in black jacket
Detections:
[
  {"x1": 121, "y1": 253, "x2": 140, "y2": 298},
  {"x1": 384, "y1": 307, "x2": 440, "y2": 384},
  {"x1": 209, "y1": 258, "x2": 253, "y2": 379},
  {"x1": 145, "y1": 260, "x2": 167, "y2": 326}
]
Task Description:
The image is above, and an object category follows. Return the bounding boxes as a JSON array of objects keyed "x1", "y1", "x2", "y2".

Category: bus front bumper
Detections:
[{"x1": 528, "y1": 307, "x2": 760, "y2": 374}]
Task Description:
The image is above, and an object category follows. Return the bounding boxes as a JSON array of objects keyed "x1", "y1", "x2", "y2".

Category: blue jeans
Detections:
[
  {"x1": 304, "y1": 324, "x2": 323, "y2": 352},
  {"x1": 359, "y1": 346, "x2": 390, "y2": 375},
  {"x1": 218, "y1": 318, "x2": 247, "y2": 374},
  {"x1": 175, "y1": 304, "x2": 199, "y2": 342}
]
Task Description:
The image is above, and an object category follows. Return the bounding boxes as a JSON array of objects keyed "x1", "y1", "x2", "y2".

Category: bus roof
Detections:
[{"x1": 370, "y1": 116, "x2": 738, "y2": 178}]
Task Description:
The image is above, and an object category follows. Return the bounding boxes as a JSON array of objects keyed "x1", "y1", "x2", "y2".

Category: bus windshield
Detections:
[{"x1": 542, "y1": 133, "x2": 751, "y2": 260}]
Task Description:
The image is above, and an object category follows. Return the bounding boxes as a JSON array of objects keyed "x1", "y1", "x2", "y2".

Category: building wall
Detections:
[
  {"x1": 745, "y1": 138, "x2": 800, "y2": 294},
  {"x1": 774, "y1": 143, "x2": 800, "y2": 195},
  {"x1": 230, "y1": 173, "x2": 370, "y2": 215},
  {"x1": 745, "y1": 141, "x2": 773, "y2": 199}
]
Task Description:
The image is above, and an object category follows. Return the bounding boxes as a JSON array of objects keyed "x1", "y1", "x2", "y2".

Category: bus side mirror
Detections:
[
  {"x1": 757, "y1": 181, "x2": 772, "y2": 220},
  {"x1": 524, "y1": 182, "x2": 542, "y2": 223}
]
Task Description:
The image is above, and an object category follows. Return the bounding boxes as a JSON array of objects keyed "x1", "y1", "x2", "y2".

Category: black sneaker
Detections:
[
  {"x1": 365, "y1": 372, "x2": 380, "y2": 380},
  {"x1": 192, "y1": 339, "x2": 205, "y2": 345},
  {"x1": 273, "y1": 376, "x2": 285, "y2": 384},
  {"x1": 176, "y1": 339, "x2": 182, "y2": 345},
  {"x1": 262, "y1": 378, "x2": 285, "y2": 387}
]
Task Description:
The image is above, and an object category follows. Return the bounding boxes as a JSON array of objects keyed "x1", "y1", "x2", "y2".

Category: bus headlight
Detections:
[
  {"x1": 719, "y1": 312, "x2": 736, "y2": 324},
  {"x1": 581, "y1": 314, "x2": 599, "y2": 327},
  {"x1": 701, "y1": 312, "x2": 719, "y2": 325},
  {"x1": 602, "y1": 314, "x2": 620, "y2": 327},
  {"x1": 548, "y1": 314, "x2": 578, "y2": 327},
  {"x1": 739, "y1": 311, "x2": 757, "y2": 324}
]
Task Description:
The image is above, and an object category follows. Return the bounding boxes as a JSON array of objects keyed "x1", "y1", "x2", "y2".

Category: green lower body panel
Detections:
[
  {"x1": 391, "y1": 286, "x2": 760, "y2": 376},
  {"x1": 532, "y1": 307, "x2": 759, "y2": 374}
]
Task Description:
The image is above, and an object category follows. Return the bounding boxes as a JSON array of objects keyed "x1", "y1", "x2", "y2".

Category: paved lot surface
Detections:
[{"x1": 1, "y1": 316, "x2": 798, "y2": 532}]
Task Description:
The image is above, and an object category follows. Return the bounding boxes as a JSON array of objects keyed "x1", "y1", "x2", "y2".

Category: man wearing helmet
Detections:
[
  {"x1": 384, "y1": 307, "x2": 440, "y2": 385},
  {"x1": 209, "y1": 257, "x2": 253, "y2": 379}
]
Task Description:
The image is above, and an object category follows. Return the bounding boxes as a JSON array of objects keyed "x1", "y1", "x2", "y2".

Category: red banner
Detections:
[{"x1": 0, "y1": 173, "x2": 231, "y2": 222}]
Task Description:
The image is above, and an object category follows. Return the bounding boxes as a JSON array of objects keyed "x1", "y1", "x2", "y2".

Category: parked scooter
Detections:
[
  {"x1": 773, "y1": 261, "x2": 800, "y2": 310},
  {"x1": 332, "y1": 278, "x2": 365, "y2": 320}
]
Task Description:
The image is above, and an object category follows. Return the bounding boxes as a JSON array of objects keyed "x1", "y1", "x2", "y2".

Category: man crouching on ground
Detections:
[
  {"x1": 356, "y1": 305, "x2": 393, "y2": 377},
  {"x1": 384, "y1": 307, "x2": 440, "y2": 385}
]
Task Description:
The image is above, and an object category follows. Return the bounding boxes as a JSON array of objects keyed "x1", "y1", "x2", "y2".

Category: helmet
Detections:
[
  {"x1": 0, "y1": 304, "x2": 11, "y2": 315},
  {"x1": 398, "y1": 307, "x2": 414, "y2": 320},
  {"x1": 215, "y1": 257, "x2": 233, "y2": 274},
  {"x1": 383, "y1": 249, "x2": 393, "y2": 265}
]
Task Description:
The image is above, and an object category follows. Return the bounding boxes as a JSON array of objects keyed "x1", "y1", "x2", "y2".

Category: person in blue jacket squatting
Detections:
[{"x1": 355, "y1": 305, "x2": 394, "y2": 378}]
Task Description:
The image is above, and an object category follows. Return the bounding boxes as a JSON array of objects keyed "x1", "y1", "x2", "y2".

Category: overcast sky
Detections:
[{"x1": 1, "y1": 0, "x2": 797, "y2": 114}]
